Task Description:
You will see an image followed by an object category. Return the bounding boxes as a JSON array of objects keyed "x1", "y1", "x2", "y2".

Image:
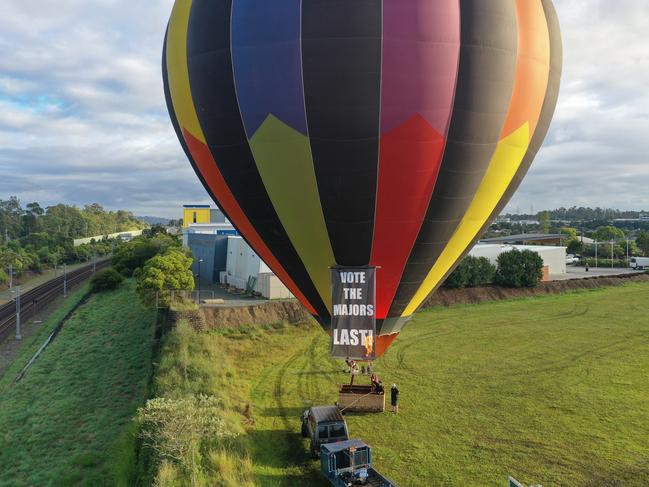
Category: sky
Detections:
[{"x1": 0, "y1": 0, "x2": 647, "y2": 219}]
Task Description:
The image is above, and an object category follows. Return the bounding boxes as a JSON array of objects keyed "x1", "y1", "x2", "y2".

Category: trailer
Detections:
[
  {"x1": 338, "y1": 385, "x2": 385, "y2": 412},
  {"x1": 630, "y1": 257, "x2": 649, "y2": 270},
  {"x1": 320, "y1": 439, "x2": 398, "y2": 487}
]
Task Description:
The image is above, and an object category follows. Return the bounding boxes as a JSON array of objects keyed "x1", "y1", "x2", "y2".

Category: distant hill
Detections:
[{"x1": 137, "y1": 216, "x2": 172, "y2": 225}]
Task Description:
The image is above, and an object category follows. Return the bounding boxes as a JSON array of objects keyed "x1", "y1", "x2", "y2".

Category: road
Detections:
[{"x1": 551, "y1": 266, "x2": 645, "y2": 281}]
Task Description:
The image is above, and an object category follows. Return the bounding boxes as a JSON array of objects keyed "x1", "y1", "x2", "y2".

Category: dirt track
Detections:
[{"x1": 197, "y1": 273, "x2": 649, "y2": 330}]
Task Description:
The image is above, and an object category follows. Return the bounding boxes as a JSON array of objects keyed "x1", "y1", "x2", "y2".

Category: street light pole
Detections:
[
  {"x1": 595, "y1": 241, "x2": 598, "y2": 268},
  {"x1": 626, "y1": 239, "x2": 630, "y2": 266},
  {"x1": 197, "y1": 258, "x2": 204, "y2": 303},
  {"x1": 611, "y1": 241, "x2": 614, "y2": 268}
]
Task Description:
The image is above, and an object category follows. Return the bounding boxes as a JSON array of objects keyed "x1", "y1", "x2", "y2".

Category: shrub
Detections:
[
  {"x1": 444, "y1": 256, "x2": 496, "y2": 288},
  {"x1": 444, "y1": 260, "x2": 471, "y2": 288},
  {"x1": 579, "y1": 258, "x2": 629, "y2": 268},
  {"x1": 137, "y1": 395, "x2": 236, "y2": 483},
  {"x1": 90, "y1": 268, "x2": 124, "y2": 293},
  {"x1": 495, "y1": 249, "x2": 544, "y2": 288},
  {"x1": 0, "y1": 269, "x2": 8, "y2": 286}
]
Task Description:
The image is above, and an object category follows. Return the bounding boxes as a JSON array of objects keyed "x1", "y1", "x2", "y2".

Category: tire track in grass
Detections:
[{"x1": 391, "y1": 304, "x2": 592, "y2": 374}]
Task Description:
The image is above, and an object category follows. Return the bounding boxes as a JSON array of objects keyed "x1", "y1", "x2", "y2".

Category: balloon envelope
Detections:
[{"x1": 163, "y1": 0, "x2": 562, "y2": 356}]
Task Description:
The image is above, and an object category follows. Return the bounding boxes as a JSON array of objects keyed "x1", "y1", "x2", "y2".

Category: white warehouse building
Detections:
[
  {"x1": 469, "y1": 244, "x2": 567, "y2": 278},
  {"x1": 223, "y1": 236, "x2": 294, "y2": 299}
]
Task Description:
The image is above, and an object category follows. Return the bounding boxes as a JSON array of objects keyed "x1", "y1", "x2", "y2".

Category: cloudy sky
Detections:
[{"x1": 0, "y1": 0, "x2": 647, "y2": 218}]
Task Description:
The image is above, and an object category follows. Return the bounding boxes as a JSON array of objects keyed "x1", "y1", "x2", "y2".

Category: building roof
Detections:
[
  {"x1": 183, "y1": 204, "x2": 210, "y2": 208},
  {"x1": 310, "y1": 405, "x2": 345, "y2": 424},
  {"x1": 472, "y1": 244, "x2": 566, "y2": 253},
  {"x1": 320, "y1": 439, "x2": 368, "y2": 454},
  {"x1": 480, "y1": 233, "x2": 565, "y2": 244}
]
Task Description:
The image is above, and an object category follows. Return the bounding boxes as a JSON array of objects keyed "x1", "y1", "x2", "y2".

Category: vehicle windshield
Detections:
[
  {"x1": 318, "y1": 425, "x2": 329, "y2": 439},
  {"x1": 329, "y1": 423, "x2": 346, "y2": 439}
]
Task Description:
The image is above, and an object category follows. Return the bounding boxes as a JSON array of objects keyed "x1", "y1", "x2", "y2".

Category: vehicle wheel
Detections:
[{"x1": 301, "y1": 421, "x2": 309, "y2": 438}]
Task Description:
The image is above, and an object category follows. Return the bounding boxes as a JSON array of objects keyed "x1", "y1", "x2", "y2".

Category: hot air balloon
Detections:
[{"x1": 163, "y1": 0, "x2": 562, "y2": 357}]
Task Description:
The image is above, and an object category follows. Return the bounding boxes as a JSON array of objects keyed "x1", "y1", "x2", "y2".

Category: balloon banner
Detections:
[{"x1": 331, "y1": 267, "x2": 376, "y2": 361}]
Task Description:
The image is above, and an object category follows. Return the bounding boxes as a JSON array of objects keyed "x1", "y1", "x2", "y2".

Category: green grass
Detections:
[
  {"x1": 0, "y1": 280, "x2": 156, "y2": 486},
  {"x1": 202, "y1": 282, "x2": 649, "y2": 486},
  {"x1": 0, "y1": 283, "x2": 91, "y2": 378}
]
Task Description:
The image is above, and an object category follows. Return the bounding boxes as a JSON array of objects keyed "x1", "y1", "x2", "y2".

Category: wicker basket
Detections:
[{"x1": 338, "y1": 384, "x2": 385, "y2": 412}]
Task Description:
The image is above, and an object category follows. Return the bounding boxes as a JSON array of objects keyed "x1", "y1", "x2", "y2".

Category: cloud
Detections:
[
  {"x1": 0, "y1": 0, "x2": 212, "y2": 218},
  {"x1": 508, "y1": 0, "x2": 649, "y2": 212},
  {"x1": 0, "y1": 0, "x2": 647, "y2": 219}
]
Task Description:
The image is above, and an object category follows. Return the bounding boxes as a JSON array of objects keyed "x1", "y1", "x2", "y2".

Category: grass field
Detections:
[
  {"x1": 0, "y1": 280, "x2": 156, "y2": 486},
  {"x1": 207, "y1": 282, "x2": 649, "y2": 486}
]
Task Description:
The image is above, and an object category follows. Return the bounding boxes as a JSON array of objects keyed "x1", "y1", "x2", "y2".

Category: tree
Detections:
[
  {"x1": 0, "y1": 197, "x2": 24, "y2": 242},
  {"x1": 560, "y1": 227, "x2": 578, "y2": 239},
  {"x1": 567, "y1": 239, "x2": 583, "y2": 255},
  {"x1": 23, "y1": 202, "x2": 44, "y2": 236},
  {"x1": 593, "y1": 226, "x2": 624, "y2": 242},
  {"x1": 142, "y1": 224, "x2": 168, "y2": 238},
  {"x1": 539, "y1": 211, "x2": 551, "y2": 234},
  {"x1": 113, "y1": 235, "x2": 179, "y2": 276},
  {"x1": 136, "y1": 249, "x2": 194, "y2": 307},
  {"x1": 495, "y1": 249, "x2": 544, "y2": 288},
  {"x1": 637, "y1": 232, "x2": 649, "y2": 256}
]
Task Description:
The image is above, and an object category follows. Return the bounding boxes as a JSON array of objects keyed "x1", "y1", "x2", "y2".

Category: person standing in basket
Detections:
[{"x1": 390, "y1": 384, "x2": 399, "y2": 413}]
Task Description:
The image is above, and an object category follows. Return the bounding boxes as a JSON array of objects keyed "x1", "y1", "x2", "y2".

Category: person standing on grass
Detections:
[{"x1": 391, "y1": 383, "x2": 399, "y2": 413}]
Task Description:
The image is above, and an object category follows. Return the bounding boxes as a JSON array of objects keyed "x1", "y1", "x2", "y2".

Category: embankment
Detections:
[
  {"x1": 194, "y1": 274, "x2": 649, "y2": 329},
  {"x1": 423, "y1": 272, "x2": 649, "y2": 308}
]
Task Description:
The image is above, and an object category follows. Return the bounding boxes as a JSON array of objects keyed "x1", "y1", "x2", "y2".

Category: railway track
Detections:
[{"x1": 0, "y1": 259, "x2": 111, "y2": 341}]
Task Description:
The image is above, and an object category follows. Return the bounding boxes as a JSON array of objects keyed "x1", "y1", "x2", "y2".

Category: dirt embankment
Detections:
[
  {"x1": 423, "y1": 273, "x2": 649, "y2": 308},
  {"x1": 200, "y1": 300, "x2": 311, "y2": 329},
  {"x1": 193, "y1": 274, "x2": 649, "y2": 329}
]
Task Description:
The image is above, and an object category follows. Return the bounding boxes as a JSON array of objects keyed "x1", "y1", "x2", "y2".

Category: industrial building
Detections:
[
  {"x1": 469, "y1": 244, "x2": 567, "y2": 279},
  {"x1": 182, "y1": 205, "x2": 292, "y2": 299},
  {"x1": 223, "y1": 236, "x2": 293, "y2": 299}
]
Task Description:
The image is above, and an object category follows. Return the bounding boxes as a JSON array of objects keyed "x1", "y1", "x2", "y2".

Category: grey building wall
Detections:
[
  {"x1": 210, "y1": 209, "x2": 226, "y2": 223},
  {"x1": 187, "y1": 233, "x2": 229, "y2": 284}
]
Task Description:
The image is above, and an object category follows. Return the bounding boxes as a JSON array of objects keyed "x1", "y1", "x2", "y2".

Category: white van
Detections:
[{"x1": 630, "y1": 257, "x2": 649, "y2": 270}]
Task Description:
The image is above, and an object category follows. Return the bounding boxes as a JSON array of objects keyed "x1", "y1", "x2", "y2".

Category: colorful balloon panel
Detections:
[{"x1": 164, "y1": 0, "x2": 562, "y2": 356}]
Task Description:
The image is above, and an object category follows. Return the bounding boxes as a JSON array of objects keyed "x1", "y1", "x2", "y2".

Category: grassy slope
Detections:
[
  {"x1": 211, "y1": 282, "x2": 649, "y2": 486},
  {"x1": 0, "y1": 280, "x2": 156, "y2": 486}
]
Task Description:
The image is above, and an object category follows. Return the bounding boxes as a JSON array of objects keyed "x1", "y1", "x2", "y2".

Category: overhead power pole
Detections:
[{"x1": 15, "y1": 286, "x2": 22, "y2": 340}]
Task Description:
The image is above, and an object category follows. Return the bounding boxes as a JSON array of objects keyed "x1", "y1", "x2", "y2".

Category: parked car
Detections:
[
  {"x1": 566, "y1": 254, "x2": 580, "y2": 265},
  {"x1": 301, "y1": 405, "x2": 349, "y2": 458}
]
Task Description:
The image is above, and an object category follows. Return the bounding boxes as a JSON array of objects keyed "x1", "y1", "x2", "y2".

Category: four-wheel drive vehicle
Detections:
[{"x1": 301, "y1": 405, "x2": 349, "y2": 458}]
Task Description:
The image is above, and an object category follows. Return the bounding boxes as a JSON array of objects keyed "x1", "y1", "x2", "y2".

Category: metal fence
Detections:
[{"x1": 153, "y1": 290, "x2": 222, "y2": 309}]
